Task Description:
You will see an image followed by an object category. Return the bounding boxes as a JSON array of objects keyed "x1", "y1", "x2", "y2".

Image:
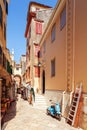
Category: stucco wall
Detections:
[
  {"x1": 75, "y1": 0, "x2": 87, "y2": 93},
  {"x1": 41, "y1": 16, "x2": 66, "y2": 91}
]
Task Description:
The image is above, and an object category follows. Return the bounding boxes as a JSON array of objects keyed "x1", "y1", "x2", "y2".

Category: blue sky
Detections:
[{"x1": 7, "y1": 0, "x2": 58, "y2": 63}]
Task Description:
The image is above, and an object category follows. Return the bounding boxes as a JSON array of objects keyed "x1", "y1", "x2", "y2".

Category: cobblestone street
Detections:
[{"x1": 1, "y1": 95, "x2": 83, "y2": 130}]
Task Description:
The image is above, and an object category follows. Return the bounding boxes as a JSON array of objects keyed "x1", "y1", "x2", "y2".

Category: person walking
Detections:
[{"x1": 29, "y1": 87, "x2": 35, "y2": 105}]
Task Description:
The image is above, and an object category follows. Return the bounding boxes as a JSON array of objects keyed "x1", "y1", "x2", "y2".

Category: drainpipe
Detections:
[
  {"x1": 66, "y1": 0, "x2": 68, "y2": 92},
  {"x1": 72, "y1": 0, "x2": 75, "y2": 92}
]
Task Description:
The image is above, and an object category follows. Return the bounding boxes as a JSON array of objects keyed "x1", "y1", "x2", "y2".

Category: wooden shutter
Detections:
[
  {"x1": 35, "y1": 66, "x2": 40, "y2": 77},
  {"x1": 36, "y1": 22, "x2": 42, "y2": 34},
  {"x1": 35, "y1": 45, "x2": 40, "y2": 57}
]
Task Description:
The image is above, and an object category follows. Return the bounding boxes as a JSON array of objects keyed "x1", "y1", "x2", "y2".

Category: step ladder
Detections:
[{"x1": 66, "y1": 83, "x2": 82, "y2": 126}]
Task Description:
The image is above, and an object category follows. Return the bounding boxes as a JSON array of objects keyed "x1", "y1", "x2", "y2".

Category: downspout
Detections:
[
  {"x1": 70, "y1": 0, "x2": 76, "y2": 105},
  {"x1": 66, "y1": 0, "x2": 68, "y2": 92},
  {"x1": 72, "y1": 0, "x2": 75, "y2": 91}
]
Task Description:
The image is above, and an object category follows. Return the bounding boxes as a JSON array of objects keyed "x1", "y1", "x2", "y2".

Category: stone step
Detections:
[{"x1": 33, "y1": 94, "x2": 48, "y2": 110}]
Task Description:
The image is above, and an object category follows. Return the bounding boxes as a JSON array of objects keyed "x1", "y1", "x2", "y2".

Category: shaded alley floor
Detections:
[{"x1": 2, "y1": 94, "x2": 83, "y2": 130}]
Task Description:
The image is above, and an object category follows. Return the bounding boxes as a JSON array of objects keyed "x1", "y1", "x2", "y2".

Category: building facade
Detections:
[
  {"x1": 0, "y1": 0, "x2": 16, "y2": 122},
  {"x1": 25, "y1": 2, "x2": 53, "y2": 92},
  {"x1": 39, "y1": 0, "x2": 87, "y2": 94},
  {"x1": 39, "y1": 0, "x2": 87, "y2": 128},
  {"x1": 0, "y1": 0, "x2": 13, "y2": 100}
]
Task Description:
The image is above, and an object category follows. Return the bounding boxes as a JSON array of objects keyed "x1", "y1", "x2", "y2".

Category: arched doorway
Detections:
[
  {"x1": 42, "y1": 70, "x2": 45, "y2": 94},
  {"x1": 14, "y1": 75, "x2": 21, "y2": 94}
]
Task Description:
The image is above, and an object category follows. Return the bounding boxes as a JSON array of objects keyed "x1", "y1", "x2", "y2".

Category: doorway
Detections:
[{"x1": 42, "y1": 70, "x2": 45, "y2": 94}]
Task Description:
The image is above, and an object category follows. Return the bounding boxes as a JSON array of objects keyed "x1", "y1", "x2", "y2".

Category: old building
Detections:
[
  {"x1": 0, "y1": 0, "x2": 13, "y2": 99},
  {"x1": 20, "y1": 55, "x2": 26, "y2": 85},
  {"x1": 39, "y1": 0, "x2": 87, "y2": 128},
  {"x1": 0, "y1": 0, "x2": 15, "y2": 122},
  {"x1": 25, "y1": 2, "x2": 53, "y2": 92}
]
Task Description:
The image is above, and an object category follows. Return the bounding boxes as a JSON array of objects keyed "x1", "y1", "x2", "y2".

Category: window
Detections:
[
  {"x1": 36, "y1": 22, "x2": 42, "y2": 34},
  {"x1": 38, "y1": 51, "x2": 40, "y2": 58},
  {"x1": 51, "y1": 58, "x2": 55, "y2": 77},
  {"x1": 51, "y1": 23, "x2": 56, "y2": 42},
  {"x1": 60, "y1": 5, "x2": 66, "y2": 30},
  {"x1": 43, "y1": 41, "x2": 46, "y2": 53},
  {"x1": 34, "y1": 44, "x2": 40, "y2": 57},
  {"x1": 34, "y1": 66, "x2": 40, "y2": 77},
  {"x1": 0, "y1": 5, "x2": 3, "y2": 27},
  {"x1": 6, "y1": 1, "x2": 8, "y2": 14},
  {"x1": 39, "y1": 48, "x2": 42, "y2": 58}
]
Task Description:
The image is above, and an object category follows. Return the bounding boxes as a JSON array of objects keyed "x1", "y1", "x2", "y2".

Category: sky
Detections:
[{"x1": 7, "y1": 0, "x2": 58, "y2": 64}]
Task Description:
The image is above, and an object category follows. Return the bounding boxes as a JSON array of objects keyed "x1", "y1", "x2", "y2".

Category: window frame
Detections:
[
  {"x1": 34, "y1": 66, "x2": 40, "y2": 77},
  {"x1": 51, "y1": 58, "x2": 55, "y2": 77},
  {"x1": 4, "y1": 23, "x2": 6, "y2": 40},
  {"x1": 36, "y1": 21, "x2": 42, "y2": 35},
  {"x1": 51, "y1": 23, "x2": 56, "y2": 43},
  {"x1": 60, "y1": 5, "x2": 66, "y2": 30},
  {"x1": 43, "y1": 41, "x2": 46, "y2": 53}
]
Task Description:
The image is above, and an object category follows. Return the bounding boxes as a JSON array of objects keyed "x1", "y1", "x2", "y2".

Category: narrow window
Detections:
[
  {"x1": 6, "y1": 1, "x2": 8, "y2": 15},
  {"x1": 34, "y1": 44, "x2": 40, "y2": 57},
  {"x1": 51, "y1": 23, "x2": 56, "y2": 42},
  {"x1": 60, "y1": 5, "x2": 66, "y2": 30},
  {"x1": 43, "y1": 41, "x2": 46, "y2": 53},
  {"x1": 36, "y1": 22, "x2": 42, "y2": 34},
  {"x1": 34, "y1": 66, "x2": 40, "y2": 77},
  {"x1": 51, "y1": 58, "x2": 55, "y2": 77}
]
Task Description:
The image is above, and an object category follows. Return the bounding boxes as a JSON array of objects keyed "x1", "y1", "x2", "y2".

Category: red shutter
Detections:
[
  {"x1": 35, "y1": 66, "x2": 40, "y2": 77},
  {"x1": 36, "y1": 22, "x2": 42, "y2": 34},
  {"x1": 35, "y1": 45, "x2": 40, "y2": 57}
]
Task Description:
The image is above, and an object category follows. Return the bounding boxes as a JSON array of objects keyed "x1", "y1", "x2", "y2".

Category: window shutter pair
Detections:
[{"x1": 36, "y1": 22, "x2": 42, "y2": 34}]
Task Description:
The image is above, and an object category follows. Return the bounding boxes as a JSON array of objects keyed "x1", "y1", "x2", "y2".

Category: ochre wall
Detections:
[
  {"x1": 75, "y1": 0, "x2": 87, "y2": 93},
  {"x1": 41, "y1": 16, "x2": 67, "y2": 91}
]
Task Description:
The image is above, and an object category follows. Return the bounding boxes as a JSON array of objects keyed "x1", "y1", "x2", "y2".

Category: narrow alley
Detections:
[
  {"x1": 2, "y1": 94, "x2": 81, "y2": 130},
  {"x1": 0, "y1": 0, "x2": 87, "y2": 130}
]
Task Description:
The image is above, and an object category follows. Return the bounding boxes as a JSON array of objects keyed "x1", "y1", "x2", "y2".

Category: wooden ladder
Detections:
[{"x1": 66, "y1": 83, "x2": 82, "y2": 127}]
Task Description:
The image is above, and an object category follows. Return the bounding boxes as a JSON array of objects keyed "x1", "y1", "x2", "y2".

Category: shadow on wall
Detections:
[{"x1": 1, "y1": 101, "x2": 17, "y2": 129}]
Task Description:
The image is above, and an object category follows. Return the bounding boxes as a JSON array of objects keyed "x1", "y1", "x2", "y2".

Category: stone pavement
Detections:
[{"x1": 1, "y1": 94, "x2": 83, "y2": 130}]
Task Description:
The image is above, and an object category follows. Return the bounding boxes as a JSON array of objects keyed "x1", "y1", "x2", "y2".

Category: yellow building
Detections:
[
  {"x1": 40, "y1": 0, "x2": 87, "y2": 94},
  {"x1": 39, "y1": 0, "x2": 87, "y2": 128}
]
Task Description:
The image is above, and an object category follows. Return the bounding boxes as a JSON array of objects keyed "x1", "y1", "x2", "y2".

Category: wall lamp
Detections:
[{"x1": 38, "y1": 62, "x2": 42, "y2": 67}]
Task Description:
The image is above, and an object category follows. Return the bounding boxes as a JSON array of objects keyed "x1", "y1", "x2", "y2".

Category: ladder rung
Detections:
[
  {"x1": 70, "y1": 108, "x2": 75, "y2": 113},
  {"x1": 69, "y1": 113, "x2": 74, "y2": 117},
  {"x1": 72, "y1": 105, "x2": 76, "y2": 108},
  {"x1": 73, "y1": 100, "x2": 77, "y2": 103},
  {"x1": 67, "y1": 117, "x2": 73, "y2": 122},
  {"x1": 74, "y1": 95, "x2": 78, "y2": 98}
]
